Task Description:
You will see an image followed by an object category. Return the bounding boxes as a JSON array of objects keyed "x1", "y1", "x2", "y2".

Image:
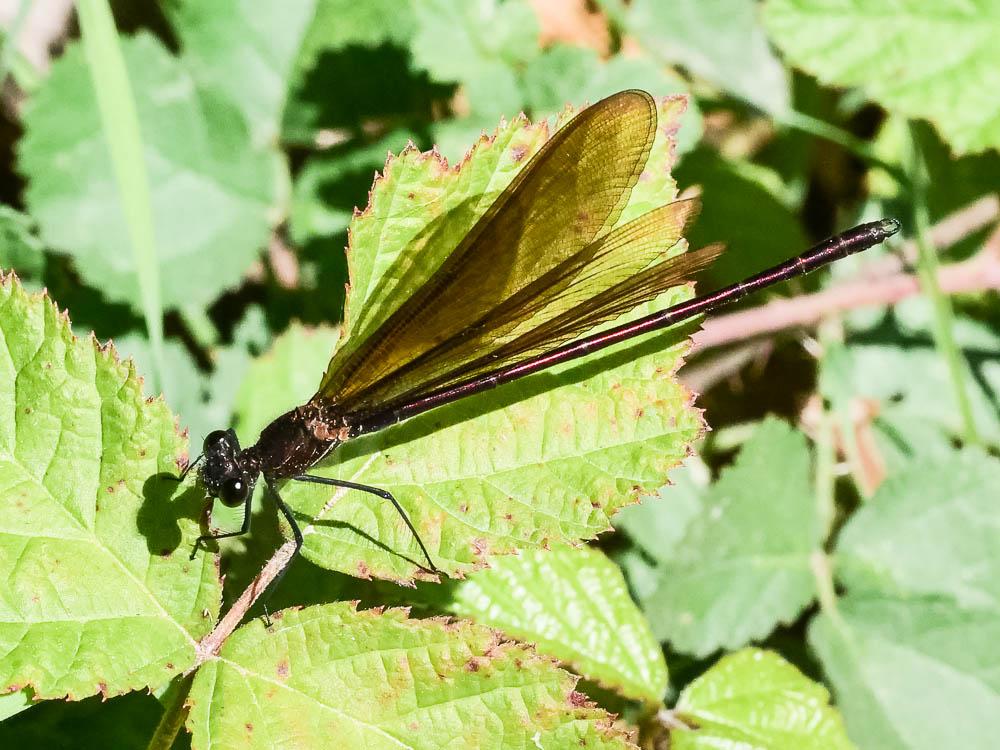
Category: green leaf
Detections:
[
  {"x1": 265, "y1": 99, "x2": 701, "y2": 583},
  {"x1": 289, "y1": 130, "x2": 419, "y2": 245},
  {"x1": 166, "y1": 0, "x2": 319, "y2": 144},
  {"x1": 642, "y1": 419, "x2": 820, "y2": 656},
  {"x1": 521, "y1": 46, "x2": 702, "y2": 154},
  {"x1": 297, "y1": 0, "x2": 416, "y2": 63},
  {"x1": 410, "y1": 0, "x2": 539, "y2": 159},
  {"x1": 186, "y1": 602, "x2": 637, "y2": 749},
  {"x1": 233, "y1": 322, "x2": 341, "y2": 442},
  {"x1": 625, "y1": 0, "x2": 791, "y2": 115},
  {"x1": 839, "y1": 301, "x2": 1000, "y2": 446},
  {"x1": 19, "y1": 33, "x2": 281, "y2": 312},
  {"x1": 670, "y1": 648, "x2": 854, "y2": 749},
  {"x1": 810, "y1": 596, "x2": 1000, "y2": 750},
  {"x1": 0, "y1": 206, "x2": 45, "y2": 280},
  {"x1": 674, "y1": 148, "x2": 807, "y2": 290},
  {"x1": 0, "y1": 274, "x2": 221, "y2": 700},
  {"x1": 445, "y1": 544, "x2": 668, "y2": 705},
  {"x1": 410, "y1": 0, "x2": 539, "y2": 89},
  {"x1": 613, "y1": 459, "x2": 709, "y2": 564},
  {"x1": 764, "y1": 0, "x2": 1000, "y2": 154},
  {"x1": 836, "y1": 448, "x2": 1000, "y2": 609}
]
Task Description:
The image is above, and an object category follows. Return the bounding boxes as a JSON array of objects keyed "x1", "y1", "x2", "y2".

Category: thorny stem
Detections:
[
  {"x1": 193, "y1": 538, "x2": 299, "y2": 664},
  {"x1": 908, "y1": 127, "x2": 981, "y2": 446}
]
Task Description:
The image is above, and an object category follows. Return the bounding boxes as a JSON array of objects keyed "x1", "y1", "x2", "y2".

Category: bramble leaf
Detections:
[
  {"x1": 166, "y1": 0, "x2": 318, "y2": 145},
  {"x1": 810, "y1": 596, "x2": 1000, "y2": 750},
  {"x1": 186, "y1": 602, "x2": 637, "y2": 749},
  {"x1": 809, "y1": 449, "x2": 1000, "y2": 749},
  {"x1": 764, "y1": 0, "x2": 1000, "y2": 154},
  {"x1": 19, "y1": 33, "x2": 282, "y2": 312},
  {"x1": 835, "y1": 448, "x2": 1000, "y2": 609},
  {"x1": 445, "y1": 544, "x2": 668, "y2": 705},
  {"x1": 670, "y1": 649, "x2": 854, "y2": 749},
  {"x1": 625, "y1": 0, "x2": 791, "y2": 116},
  {"x1": 0, "y1": 274, "x2": 220, "y2": 701},
  {"x1": 641, "y1": 419, "x2": 820, "y2": 656}
]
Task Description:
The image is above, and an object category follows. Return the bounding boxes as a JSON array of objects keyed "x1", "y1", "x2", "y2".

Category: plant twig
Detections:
[
  {"x1": 691, "y1": 239, "x2": 1000, "y2": 353},
  {"x1": 193, "y1": 538, "x2": 299, "y2": 664}
]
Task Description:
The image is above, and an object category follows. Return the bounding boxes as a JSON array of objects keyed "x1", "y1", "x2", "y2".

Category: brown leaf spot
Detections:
[
  {"x1": 165, "y1": 662, "x2": 174, "y2": 670},
  {"x1": 357, "y1": 561, "x2": 371, "y2": 579},
  {"x1": 568, "y1": 691, "x2": 589, "y2": 707},
  {"x1": 23, "y1": 407, "x2": 31, "y2": 414},
  {"x1": 276, "y1": 661, "x2": 289, "y2": 679},
  {"x1": 245, "y1": 722, "x2": 253, "y2": 734},
  {"x1": 511, "y1": 145, "x2": 528, "y2": 162},
  {"x1": 458, "y1": 503, "x2": 469, "y2": 513},
  {"x1": 465, "y1": 657, "x2": 484, "y2": 672},
  {"x1": 470, "y1": 538, "x2": 489, "y2": 557}
]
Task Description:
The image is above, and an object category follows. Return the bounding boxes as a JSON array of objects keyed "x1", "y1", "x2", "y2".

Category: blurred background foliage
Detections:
[{"x1": 0, "y1": 0, "x2": 998, "y2": 748}]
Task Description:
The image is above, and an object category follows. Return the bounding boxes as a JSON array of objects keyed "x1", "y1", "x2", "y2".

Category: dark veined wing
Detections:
[
  {"x1": 314, "y1": 90, "x2": 658, "y2": 408},
  {"x1": 337, "y1": 198, "x2": 710, "y2": 412}
]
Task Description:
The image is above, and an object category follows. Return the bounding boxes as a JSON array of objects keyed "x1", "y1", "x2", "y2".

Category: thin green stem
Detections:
[
  {"x1": 814, "y1": 399, "x2": 837, "y2": 538},
  {"x1": 810, "y1": 550, "x2": 840, "y2": 619},
  {"x1": 77, "y1": 0, "x2": 165, "y2": 391},
  {"x1": 908, "y1": 126, "x2": 981, "y2": 446},
  {"x1": 146, "y1": 672, "x2": 194, "y2": 750},
  {"x1": 779, "y1": 109, "x2": 907, "y2": 184}
]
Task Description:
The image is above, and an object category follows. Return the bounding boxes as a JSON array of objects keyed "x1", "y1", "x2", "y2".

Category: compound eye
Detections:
[
  {"x1": 203, "y1": 430, "x2": 230, "y2": 453},
  {"x1": 219, "y1": 477, "x2": 250, "y2": 507}
]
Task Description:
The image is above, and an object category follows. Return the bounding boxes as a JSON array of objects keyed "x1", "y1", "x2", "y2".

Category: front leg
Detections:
[{"x1": 190, "y1": 490, "x2": 253, "y2": 560}]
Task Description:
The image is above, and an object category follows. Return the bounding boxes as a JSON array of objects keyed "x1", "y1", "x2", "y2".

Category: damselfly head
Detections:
[{"x1": 199, "y1": 429, "x2": 256, "y2": 507}]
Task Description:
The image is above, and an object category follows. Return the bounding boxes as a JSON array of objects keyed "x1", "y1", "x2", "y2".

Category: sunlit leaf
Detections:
[
  {"x1": 19, "y1": 33, "x2": 282, "y2": 312},
  {"x1": 670, "y1": 649, "x2": 854, "y2": 749},
  {"x1": 446, "y1": 544, "x2": 668, "y2": 705},
  {"x1": 186, "y1": 602, "x2": 637, "y2": 749},
  {"x1": 811, "y1": 596, "x2": 1000, "y2": 750},
  {"x1": 764, "y1": 0, "x2": 1000, "y2": 154},
  {"x1": 642, "y1": 419, "x2": 819, "y2": 656},
  {"x1": 0, "y1": 274, "x2": 220, "y2": 701},
  {"x1": 166, "y1": 0, "x2": 319, "y2": 144}
]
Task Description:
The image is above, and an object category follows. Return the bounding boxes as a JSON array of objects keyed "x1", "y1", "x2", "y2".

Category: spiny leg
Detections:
[
  {"x1": 190, "y1": 486, "x2": 253, "y2": 560},
  {"x1": 291, "y1": 474, "x2": 438, "y2": 574}
]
